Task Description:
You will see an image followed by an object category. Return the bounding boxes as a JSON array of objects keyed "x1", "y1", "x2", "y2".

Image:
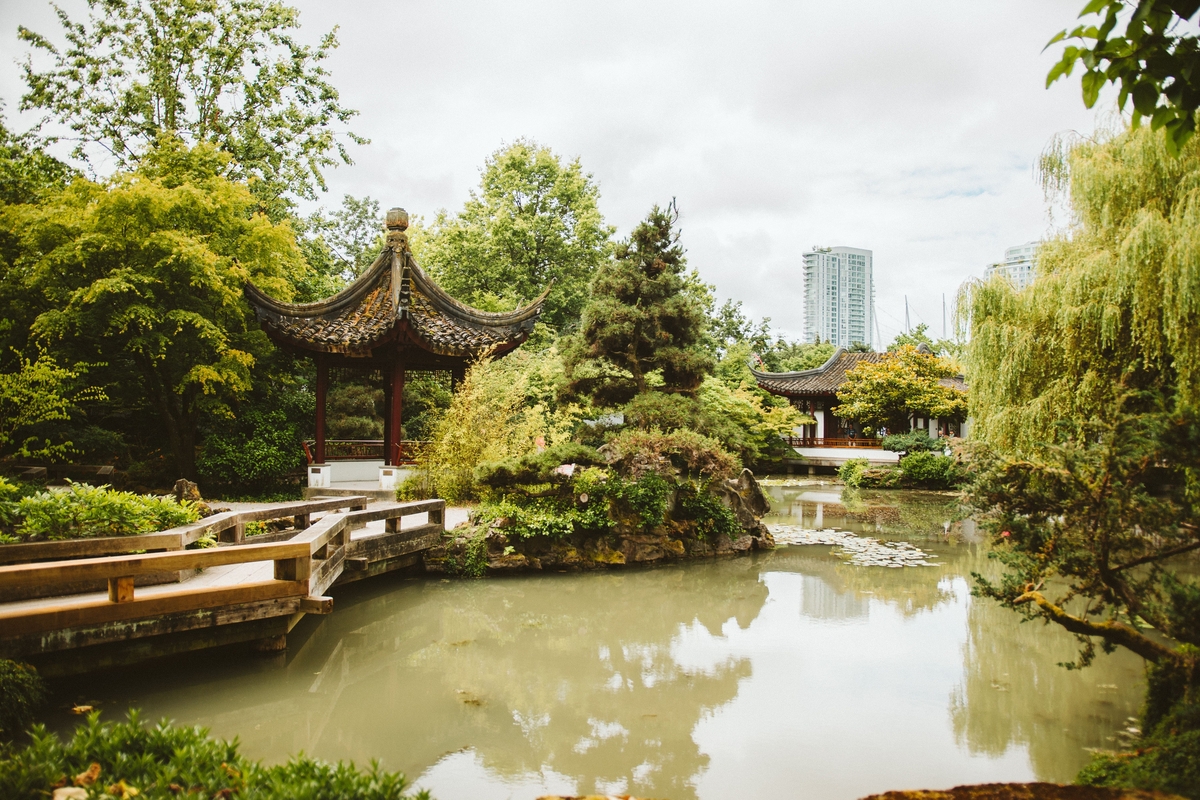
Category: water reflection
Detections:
[{"x1": 50, "y1": 482, "x2": 1146, "y2": 800}]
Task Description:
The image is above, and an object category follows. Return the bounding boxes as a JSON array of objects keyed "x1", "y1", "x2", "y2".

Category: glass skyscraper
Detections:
[{"x1": 802, "y1": 246, "x2": 875, "y2": 349}]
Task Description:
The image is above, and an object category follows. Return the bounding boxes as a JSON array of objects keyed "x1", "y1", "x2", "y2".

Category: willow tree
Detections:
[{"x1": 962, "y1": 125, "x2": 1200, "y2": 734}]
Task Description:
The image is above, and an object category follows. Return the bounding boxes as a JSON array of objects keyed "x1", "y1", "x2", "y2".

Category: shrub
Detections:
[
  {"x1": 881, "y1": 431, "x2": 944, "y2": 455},
  {"x1": 1077, "y1": 688, "x2": 1200, "y2": 800},
  {"x1": 3, "y1": 483, "x2": 200, "y2": 543},
  {"x1": 0, "y1": 710, "x2": 429, "y2": 800},
  {"x1": 674, "y1": 480, "x2": 740, "y2": 540},
  {"x1": 197, "y1": 409, "x2": 304, "y2": 494},
  {"x1": 897, "y1": 452, "x2": 965, "y2": 489},
  {"x1": 602, "y1": 428, "x2": 739, "y2": 481},
  {"x1": 0, "y1": 661, "x2": 46, "y2": 741},
  {"x1": 838, "y1": 458, "x2": 871, "y2": 488},
  {"x1": 476, "y1": 443, "x2": 605, "y2": 488}
]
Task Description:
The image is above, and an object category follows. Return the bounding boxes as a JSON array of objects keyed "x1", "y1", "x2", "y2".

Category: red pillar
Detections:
[
  {"x1": 315, "y1": 358, "x2": 328, "y2": 464},
  {"x1": 388, "y1": 361, "x2": 405, "y2": 465},
  {"x1": 382, "y1": 374, "x2": 393, "y2": 465}
]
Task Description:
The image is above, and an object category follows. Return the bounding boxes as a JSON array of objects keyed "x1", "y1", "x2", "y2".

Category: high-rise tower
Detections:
[
  {"x1": 984, "y1": 241, "x2": 1039, "y2": 290},
  {"x1": 802, "y1": 246, "x2": 875, "y2": 349}
]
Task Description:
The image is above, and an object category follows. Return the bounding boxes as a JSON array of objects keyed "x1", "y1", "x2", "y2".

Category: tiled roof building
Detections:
[{"x1": 244, "y1": 207, "x2": 547, "y2": 469}]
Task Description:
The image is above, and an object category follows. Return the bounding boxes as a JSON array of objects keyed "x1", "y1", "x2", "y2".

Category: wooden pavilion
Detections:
[
  {"x1": 749, "y1": 345, "x2": 967, "y2": 445},
  {"x1": 244, "y1": 207, "x2": 548, "y2": 481}
]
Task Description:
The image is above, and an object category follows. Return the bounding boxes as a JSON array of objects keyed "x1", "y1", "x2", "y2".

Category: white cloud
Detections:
[{"x1": 0, "y1": 0, "x2": 1107, "y2": 343}]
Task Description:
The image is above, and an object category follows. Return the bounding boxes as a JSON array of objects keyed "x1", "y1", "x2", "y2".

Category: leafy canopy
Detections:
[
  {"x1": 1047, "y1": 0, "x2": 1200, "y2": 154},
  {"x1": 565, "y1": 202, "x2": 713, "y2": 406},
  {"x1": 835, "y1": 345, "x2": 967, "y2": 434},
  {"x1": 5, "y1": 141, "x2": 309, "y2": 478},
  {"x1": 964, "y1": 125, "x2": 1200, "y2": 451},
  {"x1": 420, "y1": 140, "x2": 613, "y2": 328},
  {"x1": 18, "y1": 0, "x2": 364, "y2": 203},
  {"x1": 963, "y1": 124, "x2": 1200, "y2": 730}
]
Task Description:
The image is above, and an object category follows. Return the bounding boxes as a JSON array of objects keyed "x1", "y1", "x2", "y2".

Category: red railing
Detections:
[
  {"x1": 784, "y1": 437, "x2": 883, "y2": 448},
  {"x1": 302, "y1": 440, "x2": 428, "y2": 465}
]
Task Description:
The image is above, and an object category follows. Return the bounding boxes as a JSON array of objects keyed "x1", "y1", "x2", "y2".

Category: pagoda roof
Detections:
[
  {"x1": 750, "y1": 344, "x2": 967, "y2": 398},
  {"x1": 750, "y1": 348, "x2": 885, "y2": 398},
  {"x1": 245, "y1": 219, "x2": 548, "y2": 360}
]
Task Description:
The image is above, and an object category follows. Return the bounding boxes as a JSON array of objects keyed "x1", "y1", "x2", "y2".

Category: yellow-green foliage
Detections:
[
  {"x1": 416, "y1": 346, "x2": 585, "y2": 502},
  {"x1": 963, "y1": 126, "x2": 1200, "y2": 450},
  {"x1": 836, "y1": 345, "x2": 967, "y2": 434}
]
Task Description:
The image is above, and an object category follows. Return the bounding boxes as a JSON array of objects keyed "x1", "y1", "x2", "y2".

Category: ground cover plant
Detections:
[
  {"x1": 0, "y1": 480, "x2": 199, "y2": 543},
  {"x1": 0, "y1": 710, "x2": 429, "y2": 800}
]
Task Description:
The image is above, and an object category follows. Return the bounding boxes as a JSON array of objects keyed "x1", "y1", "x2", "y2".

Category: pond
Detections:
[{"x1": 50, "y1": 481, "x2": 1146, "y2": 800}]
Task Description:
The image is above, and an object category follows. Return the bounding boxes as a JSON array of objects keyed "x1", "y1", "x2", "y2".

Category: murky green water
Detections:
[{"x1": 53, "y1": 482, "x2": 1146, "y2": 799}]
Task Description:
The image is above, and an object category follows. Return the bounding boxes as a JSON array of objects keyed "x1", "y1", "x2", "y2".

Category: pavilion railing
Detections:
[
  {"x1": 784, "y1": 436, "x2": 883, "y2": 448},
  {"x1": 302, "y1": 439, "x2": 429, "y2": 465}
]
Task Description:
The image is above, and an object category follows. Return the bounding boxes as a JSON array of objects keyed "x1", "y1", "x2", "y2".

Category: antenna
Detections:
[
  {"x1": 905, "y1": 296, "x2": 910, "y2": 333},
  {"x1": 942, "y1": 293, "x2": 946, "y2": 339}
]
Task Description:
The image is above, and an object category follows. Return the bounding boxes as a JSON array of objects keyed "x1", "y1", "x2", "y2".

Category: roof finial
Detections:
[{"x1": 385, "y1": 207, "x2": 410, "y2": 253}]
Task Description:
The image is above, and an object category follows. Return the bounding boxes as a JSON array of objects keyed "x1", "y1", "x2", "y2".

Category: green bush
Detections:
[
  {"x1": 674, "y1": 480, "x2": 740, "y2": 540},
  {"x1": 603, "y1": 428, "x2": 739, "y2": 481},
  {"x1": 476, "y1": 443, "x2": 605, "y2": 488},
  {"x1": 839, "y1": 455, "x2": 964, "y2": 490},
  {"x1": 197, "y1": 409, "x2": 304, "y2": 494},
  {"x1": 897, "y1": 452, "x2": 965, "y2": 489},
  {"x1": 838, "y1": 458, "x2": 871, "y2": 488},
  {"x1": 0, "y1": 661, "x2": 46, "y2": 741},
  {"x1": 0, "y1": 710, "x2": 429, "y2": 800},
  {"x1": 880, "y1": 431, "x2": 944, "y2": 454},
  {"x1": 2, "y1": 483, "x2": 200, "y2": 543},
  {"x1": 1077, "y1": 694, "x2": 1200, "y2": 800}
]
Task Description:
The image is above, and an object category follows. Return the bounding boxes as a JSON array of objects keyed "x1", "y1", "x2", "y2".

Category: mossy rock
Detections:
[{"x1": 861, "y1": 783, "x2": 1186, "y2": 800}]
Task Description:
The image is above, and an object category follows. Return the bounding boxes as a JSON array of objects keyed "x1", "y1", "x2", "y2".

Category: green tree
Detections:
[
  {"x1": 969, "y1": 402, "x2": 1199, "y2": 721},
  {"x1": 963, "y1": 124, "x2": 1200, "y2": 792},
  {"x1": 18, "y1": 0, "x2": 364, "y2": 206},
  {"x1": 835, "y1": 345, "x2": 967, "y2": 434},
  {"x1": 294, "y1": 194, "x2": 384, "y2": 301},
  {"x1": 0, "y1": 115, "x2": 75, "y2": 207},
  {"x1": 420, "y1": 140, "x2": 613, "y2": 328},
  {"x1": 4, "y1": 142, "x2": 308, "y2": 479},
  {"x1": 564, "y1": 202, "x2": 713, "y2": 407},
  {"x1": 887, "y1": 322, "x2": 935, "y2": 352},
  {"x1": 710, "y1": 298, "x2": 772, "y2": 357},
  {"x1": 0, "y1": 352, "x2": 103, "y2": 460},
  {"x1": 1047, "y1": 1, "x2": 1200, "y2": 154}
]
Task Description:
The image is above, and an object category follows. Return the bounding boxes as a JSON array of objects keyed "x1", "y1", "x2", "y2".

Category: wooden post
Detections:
[
  {"x1": 108, "y1": 576, "x2": 134, "y2": 603},
  {"x1": 315, "y1": 358, "x2": 328, "y2": 465},
  {"x1": 388, "y1": 361, "x2": 405, "y2": 465},
  {"x1": 382, "y1": 372, "x2": 393, "y2": 465}
]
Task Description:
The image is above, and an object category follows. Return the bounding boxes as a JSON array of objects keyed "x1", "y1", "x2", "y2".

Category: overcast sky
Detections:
[{"x1": 0, "y1": 0, "x2": 1106, "y2": 345}]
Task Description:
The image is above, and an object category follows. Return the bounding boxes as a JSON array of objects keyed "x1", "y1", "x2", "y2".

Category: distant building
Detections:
[
  {"x1": 984, "y1": 241, "x2": 1039, "y2": 290},
  {"x1": 802, "y1": 246, "x2": 875, "y2": 349}
]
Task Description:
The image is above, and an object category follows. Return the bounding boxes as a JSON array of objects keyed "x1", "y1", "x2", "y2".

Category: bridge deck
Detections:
[{"x1": 0, "y1": 498, "x2": 460, "y2": 675}]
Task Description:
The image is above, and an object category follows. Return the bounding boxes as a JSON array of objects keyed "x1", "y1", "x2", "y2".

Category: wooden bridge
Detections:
[{"x1": 0, "y1": 497, "x2": 446, "y2": 676}]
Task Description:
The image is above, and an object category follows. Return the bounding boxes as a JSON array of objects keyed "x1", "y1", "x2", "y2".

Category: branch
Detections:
[
  {"x1": 1012, "y1": 590, "x2": 1179, "y2": 663},
  {"x1": 1112, "y1": 538, "x2": 1200, "y2": 573}
]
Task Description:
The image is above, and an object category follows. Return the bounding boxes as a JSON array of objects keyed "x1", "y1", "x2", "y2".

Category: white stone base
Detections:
[
  {"x1": 378, "y1": 465, "x2": 401, "y2": 491},
  {"x1": 307, "y1": 464, "x2": 331, "y2": 488}
]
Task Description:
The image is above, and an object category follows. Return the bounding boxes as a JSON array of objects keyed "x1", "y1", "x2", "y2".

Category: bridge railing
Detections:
[
  {"x1": 301, "y1": 439, "x2": 429, "y2": 465},
  {"x1": 0, "y1": 498, "x2": 446, "y2": 649}
]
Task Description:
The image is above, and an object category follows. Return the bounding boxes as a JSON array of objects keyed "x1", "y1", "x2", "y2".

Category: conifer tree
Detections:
[{"x1": 565, "y1": 202, "x2": 713, "y2": 407}]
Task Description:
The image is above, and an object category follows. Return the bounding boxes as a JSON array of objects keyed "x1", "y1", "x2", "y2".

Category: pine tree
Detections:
[{"x1": 565, "y1": 202, "x2": 713, "y2": 407}]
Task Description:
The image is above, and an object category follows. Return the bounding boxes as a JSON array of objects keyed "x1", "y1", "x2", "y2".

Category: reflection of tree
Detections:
[
  {"x1": 949, "y1": 560, "x2": 1146, "y2": 782},
  {"x1": 762, "y1": 546, "x2": 957, "y2": 618},
  {"x1": 146, "y1": 562, "x2": 766, "y2": 800}
]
